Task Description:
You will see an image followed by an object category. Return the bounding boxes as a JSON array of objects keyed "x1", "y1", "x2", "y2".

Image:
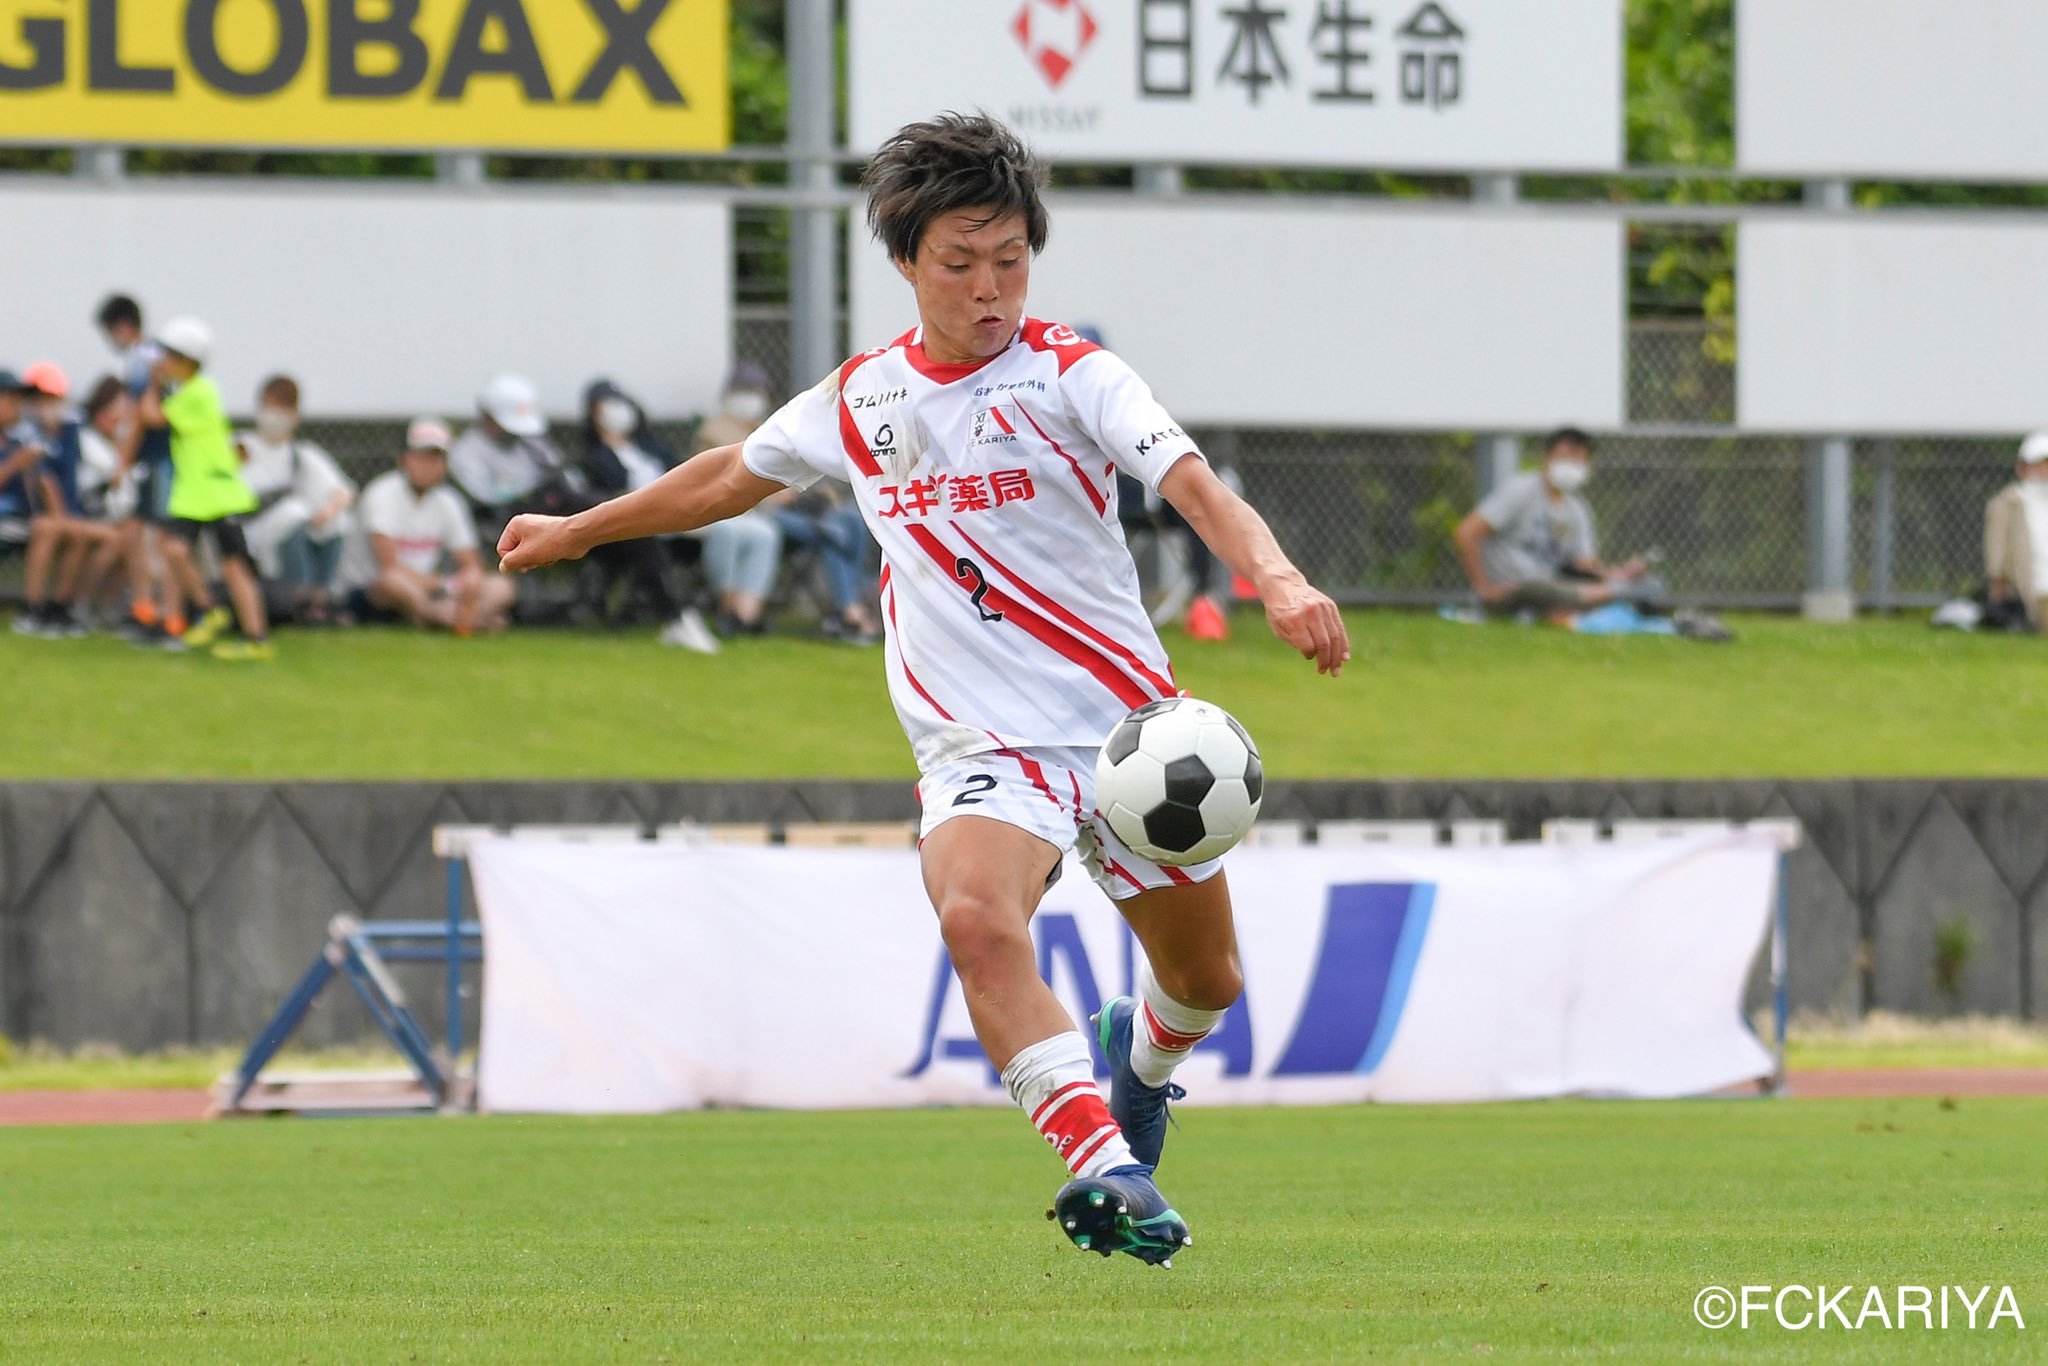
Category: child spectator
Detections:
[
  {"x1": 337, "y1": 417, "x2": 515, "y2": 634},
  {"x1": 96, "y1": 293, "x2": 175, "y2": 641},
  {"x1": 236, "y1": 374, "x2": 355, "y2": 625},
  {"x1": 73, "y1": 375, "x2": 147, "y2": 623},
  {"x1": 140, "y1": 317, "x2": 273, "y2": 661},
  {"x1": 10, "y1": 364, "x2": 122, "y2": 637}
]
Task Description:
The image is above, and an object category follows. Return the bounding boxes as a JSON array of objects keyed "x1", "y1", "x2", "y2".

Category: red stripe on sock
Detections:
[
  {"x1": 1035, "y1": 1088, "x2": 1121, "y2": 1173},
  {"x1": 1142, "y1": 999, "x2": 1211, "y2": 1050},
  {"x1": 1029, "y1": 1080, "x2": 1095, "y2": 1127}
]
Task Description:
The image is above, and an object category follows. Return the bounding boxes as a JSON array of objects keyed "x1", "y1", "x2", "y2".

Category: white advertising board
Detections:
[
  {"x1": 471, "y1": 832, "x2": 1778, "y2": 1113},
  {"x1": 848, "y1": 201, "x2": 1624, "y2": 429},
  {"x1": 0, "y1": 184, "x2": 731, "y2": 420},
  {"x1": 1739, "y1": 0, "x2": 2048, "y2": 179},
  {"x1": 1740, "y1": 220, "x2": 2048, "y2": 434},
  {"x1": 851, "y1": 0, "x2": 1623, "y2": 171}
]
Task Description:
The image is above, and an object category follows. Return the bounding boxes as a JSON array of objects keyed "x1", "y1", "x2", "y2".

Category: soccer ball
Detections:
[{"x1": 1094, "y1": 697, "x2": 1263, "y2": 866}]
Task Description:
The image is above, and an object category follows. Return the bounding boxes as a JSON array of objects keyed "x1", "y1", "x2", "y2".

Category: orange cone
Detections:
[{"x1": 1186, "y1": 596, "x2": 1229, "y2": 641}]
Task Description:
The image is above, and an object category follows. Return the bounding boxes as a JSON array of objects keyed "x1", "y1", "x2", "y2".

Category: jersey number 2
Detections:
[
  {"x1": 953, "y1": 557, "x2": 1005, "y2": 623},
  {"x1": 952, "y1": 774, "x2": 998, "y2": 806}
]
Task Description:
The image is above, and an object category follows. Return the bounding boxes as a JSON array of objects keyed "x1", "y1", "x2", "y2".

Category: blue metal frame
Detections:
[
  {"x1": 226, "y1": 920, "x2": 480, "y2": 1112},
  {"x1": 1771, "y1": 850, "x2": 1790, "y2": 1095}
]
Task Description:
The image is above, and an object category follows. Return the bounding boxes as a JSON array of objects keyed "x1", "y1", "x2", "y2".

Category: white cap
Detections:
[
  {"x1": 2020, "y1": 430, "x2": 2048, "y2": 465},
  {"x1": 480, "y1": 373, "x2": 546, "y2": 437},
  {"x1": 158, "y1": 316, "x2": 213, "y2": 365},
  {"x1": 405, "y1": 416, "x2": 452, "y2": 452}
]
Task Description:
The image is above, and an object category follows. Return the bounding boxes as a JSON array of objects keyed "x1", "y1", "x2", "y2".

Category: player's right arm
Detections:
[{"x1": 496, "y1": 442, "x2": 784, "y2": 572}]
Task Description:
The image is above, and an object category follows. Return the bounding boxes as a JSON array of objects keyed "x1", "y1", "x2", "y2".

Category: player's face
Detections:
[{"x1": 898, "y1": 210, "x2": 1031, "y2": 364}]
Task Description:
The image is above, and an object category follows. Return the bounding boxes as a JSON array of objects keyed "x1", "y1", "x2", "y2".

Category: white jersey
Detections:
[{"x1": 744, "y1": 318, "x2": 1202, "y2": 772}]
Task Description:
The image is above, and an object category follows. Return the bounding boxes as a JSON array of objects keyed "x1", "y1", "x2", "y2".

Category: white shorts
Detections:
[{"x1": 917, "y1": 744, "x2": 1225, "y2": 901}]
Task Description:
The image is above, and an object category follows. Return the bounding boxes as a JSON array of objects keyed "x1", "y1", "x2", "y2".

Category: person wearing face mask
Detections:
[
  {"x1": 236, "y1": 375, "x2": 356, "y2": 625},
  {"x1": 679, "y1": 367, "x2": 790, "y2": 638},
  {"x1": 1453, "y1": 427, "x2": 1654, "y2": 622},
  {"x1": 1983, "y1": 430, "x2": 2048, "y2": 633},
  {"x1": 578, "y1": 378, "x2": 726, "y2": 652}
]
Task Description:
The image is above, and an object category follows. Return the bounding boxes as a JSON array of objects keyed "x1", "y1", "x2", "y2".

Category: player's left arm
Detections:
[{"x1": 1159, "y1": 456, "x2": 1349, "y2": 676}]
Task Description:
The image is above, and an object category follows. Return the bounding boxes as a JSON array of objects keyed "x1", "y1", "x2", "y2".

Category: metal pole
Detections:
[
  {"x1": 1801, "y1": 179, "x2": 1856, "y2": 622},
  {"x1": 1135, "y1": 164, "x2": 1184, "y2": 196},
  {"x1": 1771, "y1": 851, "x2": 1789, "y2": 1096},
  {"x1": 787, "y1": 0, "x2": 841, "y2": 387},
  {"x1": 1472, "y1": 175, "x2": 1521, "y2": 499},
  {"x1": 75, "y1": 145, "x2": 125, "y2": 180},
  {"x1": 445, "y1": 856, "x2": 464, "y2": 1064},
  {"x1": 435, "y1": 153, "x2": 486, "y2": 187}
]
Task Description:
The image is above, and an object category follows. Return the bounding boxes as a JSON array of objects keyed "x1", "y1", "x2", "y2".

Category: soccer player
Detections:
[{"x1": 499, "y1": 114, "x2": 1349, "y2": 1265}]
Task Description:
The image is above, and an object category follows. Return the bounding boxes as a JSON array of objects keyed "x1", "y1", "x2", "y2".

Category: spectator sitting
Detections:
[
  {"x1": 235, "y1": 375, "x2": 355, "y2": 625},
  {"x1": 72, "y1": 376, "x2": 147, "y2": 620},
  {"x1": 699, "y1": 366, "x2": 880, "y2": 645},
  {"x1": 684, "y1": 365, "x2": 792, "y2": 638},
  {"x1": 576, "y1": 379, "x2": 719, "y2": 652},
  {"x1": 447, "y1": 373, "x2": 582, "y2": 529},
  {"x1": 1454, "y1": 427, "x2": 1660, "y2": 622},
  {"x1": 140, "y1": 317, "x2": 273, "y2": 660},
  {"x1": 1, "y1": 369, "x2": 55, "y2": 585},
  {"x1": 1984, "y1": 430, "x2": 2048, "y2": 633},
  {"x1": 10, "y1": 363, "x2": 122, "y2": 637},
  {"x1": 337, "y1": 417, "x2": 515, "y2": 634}
]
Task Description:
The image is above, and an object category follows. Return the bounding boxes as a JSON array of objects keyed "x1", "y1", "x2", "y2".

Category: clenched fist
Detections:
[{"x1": 497, "y1": 514, "x2": 587, "y2": 573}]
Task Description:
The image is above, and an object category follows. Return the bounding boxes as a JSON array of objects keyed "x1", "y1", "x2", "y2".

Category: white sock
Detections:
[
  {"x1": 1001, "y1": 1032, "x2": 1136, "y2": 1178},
  {"x1": 1129, "y1": 964, "x2": 1229, "y2": 1088}
]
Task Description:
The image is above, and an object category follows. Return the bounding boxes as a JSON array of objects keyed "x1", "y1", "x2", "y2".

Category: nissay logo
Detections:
[{"x1": 903, "y1": 882, "x2": 1436, "y2": 1080}]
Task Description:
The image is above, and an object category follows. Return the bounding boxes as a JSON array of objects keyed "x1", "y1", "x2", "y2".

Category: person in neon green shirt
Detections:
[{"x1": 139, "y1": 316, "x2": 272, "y2": 660}]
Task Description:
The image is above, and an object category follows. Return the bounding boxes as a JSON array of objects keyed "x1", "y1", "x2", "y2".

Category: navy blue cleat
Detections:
[
  {"x1": 1093, "y1": 996, "x2": 1184, "y2": 1170},
  {"x1": 1048, "y1": 1165, "x2": 1193, "y2": 1267}
]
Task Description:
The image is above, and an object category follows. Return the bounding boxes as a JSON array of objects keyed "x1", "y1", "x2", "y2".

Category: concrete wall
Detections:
[{"x1": 2, "y1": 779, "x2": 2043, "y2": 1050}]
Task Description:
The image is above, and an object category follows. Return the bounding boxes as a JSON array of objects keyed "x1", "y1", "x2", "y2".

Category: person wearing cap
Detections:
[
  {"x1": 1985, "y1": 430, "x2": 2048, "y2": 633},
  {"x1": 447, "y1": 373, "x2": 582, "y2": 532},
  {"x1": 8, "y1": 363, "x2": 123, "y2": 638},
  {"x1": 336, "y1": 418, "x2": 515, "y2": 634},
  {"x1": 236, "y1": 374, "x2": 356, "y2": 625},
  {"x1": 139, "y1": 316, "x2": 273, "y2": 661}
]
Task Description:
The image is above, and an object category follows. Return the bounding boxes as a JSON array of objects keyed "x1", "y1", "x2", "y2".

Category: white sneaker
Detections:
[{"x1": 659, "y1": 609, "x2": 722, "y2": 654}]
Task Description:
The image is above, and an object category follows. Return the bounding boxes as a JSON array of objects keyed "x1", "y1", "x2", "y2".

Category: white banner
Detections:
[
  {"x1": 0, "y1": 184, "x2": 732, "y2": 421},
  {"x1": 848, "y1": 202, "x2": 1625, "y2": 429},
  {"x1": 849, "y1": 0, "x2": 1623, "y2": 172},
  {"x1": 1738, "y1": 0, "x2": 2048, "y2": 179},
  {"x1": 1739, "y1": 220, "x2": 2048, "y2": 435},
  {"x1": 471, "y1": 832, "x2": 1776, "y2": 1113}
]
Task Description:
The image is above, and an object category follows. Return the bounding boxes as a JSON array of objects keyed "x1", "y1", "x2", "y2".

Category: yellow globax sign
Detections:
[{"x1": 0, "y1": 0, "x2": 730, "y2": 154}]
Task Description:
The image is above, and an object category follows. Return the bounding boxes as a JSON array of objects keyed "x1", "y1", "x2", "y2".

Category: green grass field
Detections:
[
  {"x1": 3, "y1": 612, "x2": 2044, "y2": 781},
  {"x1": 2, "y1": 1102, "x2": 2040, "y2": 1361}
]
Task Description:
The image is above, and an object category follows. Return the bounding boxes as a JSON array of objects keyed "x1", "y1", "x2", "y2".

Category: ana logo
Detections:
[
  {"x1": 1272, "y1": 883, "x2": 1435, "y2": 1076},
  {"x1": 1012, "y1": 0, "x2": 1098, "y2": 89}
]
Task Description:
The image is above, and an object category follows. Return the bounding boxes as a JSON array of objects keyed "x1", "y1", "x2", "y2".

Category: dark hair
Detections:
[
  {"x1": 96, "y1": 294, "x2": 143, "y2": 332},
  {"x1": 260, "y1": 374, "x2": 300, "y2": 409},
  {"x1": 1543, "y1": 426, "x2": 1594, "y2": 456},
  {"x1": 84, "y1": 375, "x2": 126, "y2": 419},
  {"x1": 861, "y1": 113, "x2": 1049, "y2": 264}
]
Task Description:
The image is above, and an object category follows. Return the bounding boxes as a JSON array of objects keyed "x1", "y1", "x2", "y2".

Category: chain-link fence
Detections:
[{"x1": 279, "y1": 312, "x2": 2009, "y2": 614}]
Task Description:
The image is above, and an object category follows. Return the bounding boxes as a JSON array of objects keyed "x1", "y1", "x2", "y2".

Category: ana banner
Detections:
[
  {"x1": 0, "y1": 0, "x2": 729, "y2": 154},
  {"x1": 470, "y1": 832, "x2": 1776, "y2": 1114},
  {"x1": 849, "y1": 0, "x2": 1622, "y2": 171}
]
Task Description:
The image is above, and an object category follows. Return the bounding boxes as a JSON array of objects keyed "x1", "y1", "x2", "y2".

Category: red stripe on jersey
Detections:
[
  {"x1": 836, "y1": 352, "x2": 887, "y2": 478},
  {"x1": 1142, "y1": 1000, "x2": 1210, "y2": 1049},
  {"x1": 904, "y1": 524, "x2": 1153, "y2": 710},
  {"x1": 885, "y1": 581, "x2": 957, "y2": 721},
  {"x1": 1020, "y1": 318, "x2": 1104, "y2": 375},
  {"x1": 951, "y1": 522, "x2": 1175, "y2": 698},
  {"x1": 1013, "y1": 401, "x2": 1107, "y2": 516},
  {"x1": 1162, "y1": 866, "x2": 1195, "y2": 886},
  {"x1": 1068, "y1": 772, "x2": 1084, "y2": 819},
  {"x1": 990, "y1": 406, "x2": 1017, "y2": 435},
  {"x1": 905, "y1": 338, "x2": 1005, "y2": 386}
]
